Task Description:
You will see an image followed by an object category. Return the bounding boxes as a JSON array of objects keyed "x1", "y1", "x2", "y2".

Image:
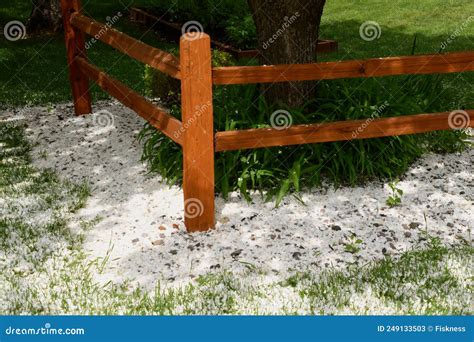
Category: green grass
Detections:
[
  {"x1": 0, "y1": 122, "x2": 90, "y2": 265},
  {"x1": 297, "y1": 235, "x2": 473, "y2": 315},
  {"x1": 320, "y1": 0, "x2": 474, "y2": 59}
]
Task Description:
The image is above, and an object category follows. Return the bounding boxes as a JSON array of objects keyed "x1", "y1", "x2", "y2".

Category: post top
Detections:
[{"x1": 180, "y1": 31, "x2": 210, "y2": 43}]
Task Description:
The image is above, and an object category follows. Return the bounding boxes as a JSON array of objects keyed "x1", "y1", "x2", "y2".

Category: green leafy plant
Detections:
[
  {"x1": 343, "y1": 233, "x2": 364, "y2": 254},
  {"x1": 386, "y1": 180, "x2": 404, "y2": 207},
  {"x1": 139, "y1": 72, "x2": 470, "y2": 204},
  {"x1": 225, "y1": 14, "x2": 257, "y2": 49}
]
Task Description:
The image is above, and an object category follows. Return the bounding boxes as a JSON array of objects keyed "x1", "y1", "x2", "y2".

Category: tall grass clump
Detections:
[{"x1": 139, "y1": 71, "x2": 470, "y2": 204}]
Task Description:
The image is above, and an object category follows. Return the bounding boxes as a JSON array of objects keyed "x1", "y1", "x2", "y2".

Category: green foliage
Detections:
[
  {"x1": 151, "y1": 0, "x2": 250, "y2": 33},
  {"x1": 386, "y1": 180, "x2": 404, "y2": 207},
  {"x1": 211, "y1": 50, "x2": 235, "y2": 67},
  {"x1": 225, "y1": 14, "x2": 257, "y2": 49},
  {"x1": 142, "y1": 49, "x2": 233, "y2": 103},
  {"x1": 140, "y1": 73, "x2": 470, "y2": 203},
  {"x1": 343, "y1": 233, "x2": 364, "y2": 254}
]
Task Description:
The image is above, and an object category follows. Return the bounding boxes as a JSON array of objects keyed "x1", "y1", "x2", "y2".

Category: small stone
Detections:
[
  {"x1": 331, "y1": 225, "x2": 342, "y2": 231},
  {"x1": 409, "y1": 222, "x2": 421, "y2": 229},
  {"x1": 292, "y1": 252, "x2": 302, "y2": 260},
  {"x1": 132, "y1": 238, "x2": 139, "y2": 243},
  {"x1": 447, "y1": 222, "x2": 454, "y2": 228},
  {"x1": 172, "y1": 223, "x2": 180, "y2": 230},
  {"x1": 382, "y1": 247, "x2": 388, "y2": 254},
  {"x1": 231, "y1": 249, "x2": 243, "y2": 258},
  {"x1": 169, "y1": 250, "x2": 178, "y2": 255},
  {"x1": 404, "y1": 232, "x2": 412, "y2": 238},
  {"x1": 152, "y1": 240, "x2": 164, "y2": 246},
  {"x1": 159, "y1": 225, "x2": 167, "y2": 231}
]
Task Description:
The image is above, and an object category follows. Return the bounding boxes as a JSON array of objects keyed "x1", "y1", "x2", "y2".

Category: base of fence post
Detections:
[
  {"x1": 180, "y1": 33, "x2": 215, "y2": 232},
  {"x1": 60, "y1": 0, "x2": 92, "y2": 115}
]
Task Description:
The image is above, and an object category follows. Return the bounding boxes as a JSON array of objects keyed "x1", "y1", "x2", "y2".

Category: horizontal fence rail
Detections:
[
  {"x1": 70, "y1": 13, "x2": 181, "y2": 79},
  {"x1": 76, "y1": 57, "x2": 183, "y2": 145},
  {"x1": 215, "y1": 110, "x2": 474, "y2": 152},
  {"x1": 212, "y1": 51, "x2": 474, "y2": 85}
]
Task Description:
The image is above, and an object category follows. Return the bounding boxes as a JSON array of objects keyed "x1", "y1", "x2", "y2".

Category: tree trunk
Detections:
[
  {"x1": 27, "y1": 0, "x2": 62, "y2": 34},
  {"x1": 248, "y1": 0, "x2": 326, "y2": 108}
]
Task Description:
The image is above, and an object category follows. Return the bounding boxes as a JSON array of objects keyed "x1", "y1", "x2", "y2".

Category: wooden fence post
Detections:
[
  {"x1": 180, "y1": 33, "x2": 215, "y2": 232},
  {"x1": 60, "y1": 0, "x2": 92, "y2": 115}
]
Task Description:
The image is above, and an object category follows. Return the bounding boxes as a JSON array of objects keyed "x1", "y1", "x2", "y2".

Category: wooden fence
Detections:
[{"x1": 60, "y1": 0, "x2": 474, "y2": 233}]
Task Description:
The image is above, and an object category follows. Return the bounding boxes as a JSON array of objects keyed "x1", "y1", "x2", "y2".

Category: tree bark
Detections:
[
  {"x1": 27, "y1": 0, "x2": 63, "y2": 34},
  {"x1": 248, "y1": 0, "x2": 326, "y2": 108}
]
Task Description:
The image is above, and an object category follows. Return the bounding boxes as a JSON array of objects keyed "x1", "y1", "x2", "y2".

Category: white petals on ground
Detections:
[{"x1": 8, "y1": 101, "x2": 470, "y2": 293}]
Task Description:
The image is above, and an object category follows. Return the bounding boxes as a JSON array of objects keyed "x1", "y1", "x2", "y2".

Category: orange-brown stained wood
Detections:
[
  {"x1": 212, "y1": 51, "x2": 474, "y2": 85},
  {"x1": 215, "y1": 110, "x2": 474, "y2": 151},
  {"x1": 60, "y1": 0, "x2": 92, "y2": 115},
  {"x1": 70, "y1": 13, "x2": 181, "y2": 79},
  {"x1": 180, "y1": 33, "x2": 215, "y2": 232},
  {"x1": 76, "y1": 57, "x2": 183, "y2": 145}
]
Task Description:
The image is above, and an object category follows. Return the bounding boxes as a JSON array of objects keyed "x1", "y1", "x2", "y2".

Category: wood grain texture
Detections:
[
  {"x1": 76, "y1": 57, "x2": 183, "y2": 145},
  {"x1": 70, "y1": 13, "x2": 181, "y2": 79},
  {"x1": 212, "y1": 51, "x2": 474, "y2": 85},
  {"x1": 180, "y1": 33, "x2": 215, "y2": 232},
  {"x1": 60, "y1": 0, "x2": 91, "y2": 115},
  {"x1": 215, "y1": 110, "x2": 474, "y2": 151}
]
